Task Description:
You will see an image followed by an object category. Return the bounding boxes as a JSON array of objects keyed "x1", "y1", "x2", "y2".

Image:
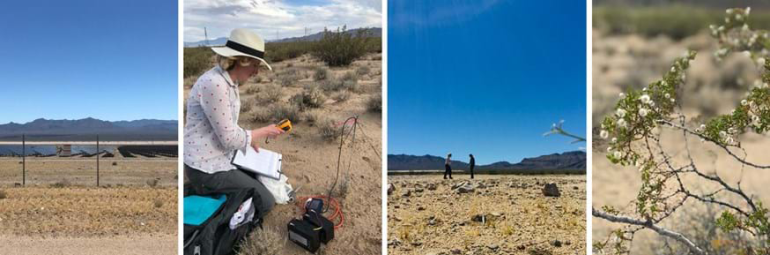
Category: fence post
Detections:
[
  {"x1": 96, "y1": 135, "x2": 100, "y2": 187},
  {"x1": 22, "y1": 134, "x2": 25, "y2": 186}
]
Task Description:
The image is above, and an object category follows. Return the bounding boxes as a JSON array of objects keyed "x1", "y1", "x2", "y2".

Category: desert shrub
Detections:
[
  {"x1": 278, "y1": 68, "x2": 301, "y2": 87},
  {"x1": 257, "y1": 84, "x2": 283, "y2": 104},
  {"x1": 184, "y1": 47, "x2": 215, "y2": 78},
  {"x1": 356, "y1": 65, "x2": 370, "y2": 76},
  {"x1": 154, "y1": 199, "x2": 164, "y2": 208},
  {"x1": 240, "y1": 101, "x2": 253, "y2": 113},
  {"x1": 0, "y1": 190, "x2": 6, "y2": 199},
  {"x1": 265, "y1": 41, "x2": 315, "y2": 63},
  {"x1": 342, "y1": 80, "x2": 359, "y2": 92},
  {"x1": 268, "y1": 104, "x2": 301, "y2": 123},
  {"x1": 332, "y1": 91, "x2": 350, "y2": 102},
  {"x1": 333, "y1": 174, "x2": 350, "y2": 199},
  {"x1": 313, "y1": 26, "x2": 375, "y2": 67},
  {"x1": 318, "y1": 118, "x2": 340, "y2": 141},
  {"x1": 238, "y1": 227, "x2": 282, "y2": 255},
  {"x1": 51, "y1": 179, "x2": 71, "y2": 188},
  {"x1": 319, "y1": 78, "x2": 345, "y2": 92},
  {"x1": 146, "y1": 178, "x2": 159, "y2": 188},
  {"x1": 341, "y1": 71, "x2": 358, "y2": 82},
  {"x1": 367, "y1": 92, "x2": 382, "y2": 113},
  {"x1": 301, "y1": 110, "x2": 320, "y2": 125},
  {"x1": 245, "y1": 108, "x2": 272, "y2": 123},
  {"x1": 290, "y1": 87, "x2": 325, "y2": 111},
  {"x1": 314, "y1": 67, "x2": 329, "y2": 81}
]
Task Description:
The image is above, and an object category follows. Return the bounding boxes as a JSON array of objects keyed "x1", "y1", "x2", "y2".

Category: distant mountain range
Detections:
[
  {"x1": 0, "y1": 118, "x2": 177, "y2": 141},
  {"x1": 388, "y1": 151, "x2": 586, "y2": 171},
  {"x1": 184, "y1": 27, "x2": 382, "y2": 47}
]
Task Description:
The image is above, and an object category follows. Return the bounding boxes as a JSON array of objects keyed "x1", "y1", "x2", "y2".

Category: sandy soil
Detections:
[
  {"x1": 592, "y1": 29, "x2": 770, "y2": 253},
  {"x1": 0, "y1": 158, "x2": 177, "y2": 187},
  {"x1": 388, "y1": 175, "x2": 586, "y2": 255},
  {"x1": 184, "y1": 53, "x2": 383, "y2": 254},
  {"x1": 0, "y1": 186, "x2": 177, "y2": 254}
]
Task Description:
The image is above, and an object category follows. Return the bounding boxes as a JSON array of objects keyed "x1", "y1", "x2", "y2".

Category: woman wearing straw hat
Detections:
[{"x1": 184, "y1": 28, "x2": 284, "y2": 219}]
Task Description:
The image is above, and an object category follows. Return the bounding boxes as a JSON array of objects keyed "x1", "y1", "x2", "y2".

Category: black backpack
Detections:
[{"x1": 184, "y1": 187, "x2": 263, "y2": 255}]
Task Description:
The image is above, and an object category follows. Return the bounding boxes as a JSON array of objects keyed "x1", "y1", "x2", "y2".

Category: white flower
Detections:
[
  {"x1": 640, "y1": 94, "x2": 652, "y2": 105},
  {"x1": 619, "y1": 92, "x2": 626, "y2": 99},
  {"x1": 742, "y1": 99, "x2": 748, "y2": 106},
  {"x1": 611, "y1": 137, "x2": 617, "y2": 143},
  {"x1": 661, "y1": 80, "x2": 668, "y2": 86},
  {"x1": 600, "y1": 130, "x2": 609, "y2": 139},
  {"x1": 743, "y1": 51, "x2": 751, "y2": 58},
  {"x1": 607, "y1": 146, "x2": 613, "y2": 153},
  {"x1": 664, "y1": 93, "x2": 671, "y2": 99},
  {"x1": 639, "y1": 108, "x2": 649, "y2": 117},
  {"x1": 746, "y1": 7, "x2": 751, "y2": 15},
  {"x1": 743, "y1": 24, "x2": 750, "y2": 32},
  {"x1": 752, "y1": 115, "x2": 761, "y2": 126},
  {"x1": 635, "y1": 161, "x2": 642, "y2": 167},
  {"x1": 728, "y1": 127, "x2": 736, "y2": 134},
  {"x1": 616, "y1": 108, "x2": 627, "y2": 118},
  {"x1": 696, "y1": 124, "x2": 706, "y2": 132},
  {"x1": 758, "y1": 58, "x2": 766, "y2": 66},
  {"x1": 614, "y1": 151, "x2": 622, "y2": 159},
  {"x1": 719, "y1": 130, "x2": 728, "y2": 137},
  {"x1": 727, "y1": 9, "x2": 734, "y2": 14},
  {"x1": 617, "y1": 118, "x2": 627, "y2": 128},
  {"x1": 670, "y1": 98, "x2": 675, "y2": 103},
  {"x1": 671, "y1": 66, "x2": 676, "y2": 72},
  {"x1": 727, "y1": 137, "x2": 735, "y2": 144},
  {"x1": 737, "y1": 14, "x2": 743, "y2": 21},
  {"x1": 649, "y1": 101, "x2": 656, "y2": 107},
  {"x1": 755, "y1": 80, "x2": 763, "y2": 88}
]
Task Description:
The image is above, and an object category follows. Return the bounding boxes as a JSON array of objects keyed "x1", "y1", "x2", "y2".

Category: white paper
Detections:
[{"x1": 232, "y1": 147, "x2": 282, "y2": 180}]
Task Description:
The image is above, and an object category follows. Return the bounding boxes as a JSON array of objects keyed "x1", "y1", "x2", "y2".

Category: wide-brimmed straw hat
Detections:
[{"x1": 211, "y1": 28, "x2": 272, "y2": 71}]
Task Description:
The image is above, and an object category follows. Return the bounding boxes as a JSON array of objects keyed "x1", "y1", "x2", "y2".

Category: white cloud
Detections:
[{"x1": 184, "y1": 0, "x2": 381, "y2": 43}]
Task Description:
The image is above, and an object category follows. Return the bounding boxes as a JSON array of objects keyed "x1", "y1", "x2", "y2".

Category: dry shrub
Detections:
[
  {"x1": 146, "y1": 178, "x2": 159, "y2": 188},
  {"x1": 240, "y1": 101, "x2": 253, "y2": 113},
  {"x1": 332, "y1": 91, "x2": 350, "y2": 102},
  {"x1": 318, "y1": 118, "x2": 340, "y2": 141},
  {"x1": 319, "y1": 78, "x2": 344, "y2": 92},
  {"x1": 257, "y1": 84, "x2": 283, "y2": 104},
  {"x1": 367, "y1": 92, "x2": 382, "y2": 113},
  {"x1": 314, "y1": 67, "x2": 329, "y2": 81},
  {"x1": 269, "y1": 105, "x2": 300, "y2": 123},
  {"x1": 278, "y1": 68, "x2": 301, "y2": 87},
  {"x1": 245, "y1": 84, "x2": 260, "y2": 95},
  {"x1": 238, "y1": 227, "x2": 282, "y2": 255},
  {"x1": 333, "y1": 174, "x2": 350, "y2": 199},
  {"x1": 301, "y1": 110, "x2": 320, "y2": 125},
  {"x1": 154, "y1": 199, "x2": 164, "y2": 208},
  {"x1": 245, "y1": 108, "x2": 272, "y2": 123},
  {"x1": 51, "y1": 179, "x2": 71, "y2": 188},
  {"x1": 356, "y1": 65, "x2": 370, "y2": 76},
  {"x1": 290, "y1": 87, "x2": 326, "y2": 111}
]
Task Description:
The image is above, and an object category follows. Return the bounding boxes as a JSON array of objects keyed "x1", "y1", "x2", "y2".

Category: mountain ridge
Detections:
[{"x1": 388, "y1": 151, "x2": 586, "y2": 171}]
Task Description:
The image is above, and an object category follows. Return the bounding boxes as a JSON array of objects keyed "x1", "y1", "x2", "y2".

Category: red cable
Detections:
[{"x1": 296, "y1": 195, "x2": 344, "y2": 230}]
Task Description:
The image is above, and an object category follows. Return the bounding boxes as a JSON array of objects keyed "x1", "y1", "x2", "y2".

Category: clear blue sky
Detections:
[
  {"x1": 0, "y1": 0, "x2": 178, "y2": 124},
  {"x1": 388, "y1": 0, "x2": 586, "y2": 165}
]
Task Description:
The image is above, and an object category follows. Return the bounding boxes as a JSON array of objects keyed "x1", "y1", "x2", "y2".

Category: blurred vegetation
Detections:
[{"x1": 593, "y1": 5, "x2": 770, "y2": 40}]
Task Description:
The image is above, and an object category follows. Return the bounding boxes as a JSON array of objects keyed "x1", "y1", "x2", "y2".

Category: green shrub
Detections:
[
  {"x1": 290, "y1": 87, "x2": 326, "y2": 110},
  {"x1": 313, "y1": 26, "x2": 374, "y2": 67},
  {"x1": 257, "y1": 84, "x2": 283, "y2": 104},
  {"x1": 265, "y1": 41, "x2": 315, "y2": 63},
  {"x1": 184, "y1": 47, "x2": 215, "y2": 78}
]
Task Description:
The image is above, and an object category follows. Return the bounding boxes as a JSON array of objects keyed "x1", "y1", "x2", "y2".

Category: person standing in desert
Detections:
[
  {"x1": 184, "y1": 28, "x2": 285, "y2": 219},
  {"x1": 469, "y1": 154, "x2": 475, "y2": 179},
  {"x1": 444, "y1": 153, "x2": 453, "y2": 179}
]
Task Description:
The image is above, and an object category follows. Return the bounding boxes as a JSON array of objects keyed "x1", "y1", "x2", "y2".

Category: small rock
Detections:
[
  {"x1": 471, "y1": 214, "x2": 485, "y2": 222},
  {"x1": 428, "y1": 218, "x2": 436, "y2": 225},
  {"x1": 542, "y1": 183, "x2": 561, "y2": 197},
  {"x1": 402, "y1": 190, "x2": 411, "y2": 197},
  {"x1": 516, "y1": 244, "x2": 526, "y2": 250},
  {"x1": 487, "y1": 244, "x2": 499, "y2": 250},
  {"x1": 418, "y1": 206, "x2": 425, "y2": 211},
  {"x1": 565, "y1": 240, "x2": 571, "y2": 246},
  {"x1": 411, "y1": 241, "x2": 422, "y2": 246},
  {"x1": 551, "y1": 240, "x2": 562, "y2": 247},
  {"x1": 451, "y1": 248, "x2": 461, "y2": 254},
  {"x1": 457, "y1": 185, "x2": 474, "y2": 194},
  {"x1": 427, "y1": 183, "x2": 437, "y2": 190},
  {"x1": 388, "y1": 183, "x2": 396, "y2": 195},
  {"x1": 415, "y1": 188, "x2": 424, "y2": 193},
  {"x1": 572, "y1": 186, "x2": 579, "y2": 190}
]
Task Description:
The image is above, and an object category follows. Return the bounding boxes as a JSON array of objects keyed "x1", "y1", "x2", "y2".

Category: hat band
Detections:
[{"x1": 225, "y1": 40, "x2": 265, "y2": 59}]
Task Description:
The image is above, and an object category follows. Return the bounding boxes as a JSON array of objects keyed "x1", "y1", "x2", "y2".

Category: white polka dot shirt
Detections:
[{"x1": 184, "y1": 65, "x2": 252, "y2": 173}]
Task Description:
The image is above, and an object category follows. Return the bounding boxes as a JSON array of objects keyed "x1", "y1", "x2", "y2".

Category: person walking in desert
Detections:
[
  {"x1": 444, "y1": 153, "x2": 453, "y2": 179},
  {"x1": 184, "y1": 28, "x2": 285, "y2": 219}
]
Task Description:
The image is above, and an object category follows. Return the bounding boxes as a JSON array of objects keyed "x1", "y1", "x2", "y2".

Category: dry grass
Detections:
[
  {"x1": 0, "y1": 187, "x2": 177, "y2": 237},
  {"x1": 238, "y1": 227, "x2": 283, "y2": 255}
]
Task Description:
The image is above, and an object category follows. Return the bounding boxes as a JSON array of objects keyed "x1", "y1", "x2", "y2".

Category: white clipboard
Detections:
[{"x1": 232, "y1": 147, "x2": 282, "y2": 180}]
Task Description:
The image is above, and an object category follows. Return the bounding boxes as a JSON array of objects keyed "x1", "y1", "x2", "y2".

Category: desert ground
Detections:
[
  {"x1": 0, "y1": 157, "x2": 178, "y2": 255},
  {"x1": 387, "y1": 174, "x2": 586, "y2": 255},
  {"x1": 592, "y1": 28, "x2": 770, "y2": 253},
  {"x1": 184, "y1": 52, "x2": 383, "y2": 255}
]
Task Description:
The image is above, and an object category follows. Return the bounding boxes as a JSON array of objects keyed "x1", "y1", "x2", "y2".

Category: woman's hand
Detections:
[{"x1": 250, "y1": 125, "x2": 285, "y2": 151}]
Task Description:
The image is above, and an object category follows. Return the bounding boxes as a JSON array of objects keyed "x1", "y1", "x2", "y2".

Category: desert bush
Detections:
[
  {"x1": 245, "y1": 84, "x2": 260, "y2": 95},
  {"x1": 184, "y1": 47, "x2": 215, "y2": 78},
  {"x1": 154, "y1": 198, "x2": 164, "y2": 208},
  {"x1": 333, "y1": 174, "x2": 350, "y2": 199},
  {"x1": 257, "y1": 84, "x2": 283, "y2": 104},
  {"x1": 319, "y1": 78, "x2": 345, "y2": 92},
  {"x1": 238, "y1": 227, "x2": 282, "y2": 255},
  {"x1": 313, "y1": 26, "x2": 375, "y2": 67},
  {"x1": 244, "y1": 108, "x2": 272, "y2": 123},
  {"x1": 289, "y1": 87, "x2": 326, "y2": 111},
  {"x1": 367, "y1": 92, "x2": 382, "y2": 113},
  {"x1": 332, "y1": 91, "x2": 350, "y2": 102},
  {"x1": 240, "y1": 101, "x2": 253, "y2": 113},
  {"x1": 314, "y1": 67, "x2": 329, "y2": 81},
  {"x1": 594, "y1": 8, "x2": 770, "y2": 255},
  {"x1": 51, "y1": 179, "x2": 71, "y2": 188},
  {"x1": 268, "y1": 104, "x2": 301, "y2": 123},
  {"x1": 265, "y1": 40, "x2": 315, "y2": 63},
  {"x1": 301, "y1": 110, "x2": 320, "y2": 125},
  {"x1": 278, "y1": 68, "x2": 301, "y2": 87},
  {"x1": 146, "y1": 178, "x2": 159, "y2": 188},
  {"x1": 356, "y1": 65, "x2": 370, "y2": 76},
  {"x1": 318, "y1": 118, "x2": 340, "y2": 141},
  {"x1": 593, "y1": 5, "x2": 770, "y2": 40}
]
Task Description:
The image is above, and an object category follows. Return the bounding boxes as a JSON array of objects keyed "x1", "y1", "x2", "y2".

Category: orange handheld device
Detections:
[{"x1": 266, "y1": 119, "x2": 292, "y2": 144}]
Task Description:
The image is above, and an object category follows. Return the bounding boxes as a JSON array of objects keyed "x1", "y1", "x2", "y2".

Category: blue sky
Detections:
[
  {"x1": 184, "y1": 0, "x2": 380, "y2": 43},
  {"x1": 388, "y1": 0, "x2": 586, "y2": 165},
  {"x1": 0, "y1": 0, "x2": 178, "y2": 124}
]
